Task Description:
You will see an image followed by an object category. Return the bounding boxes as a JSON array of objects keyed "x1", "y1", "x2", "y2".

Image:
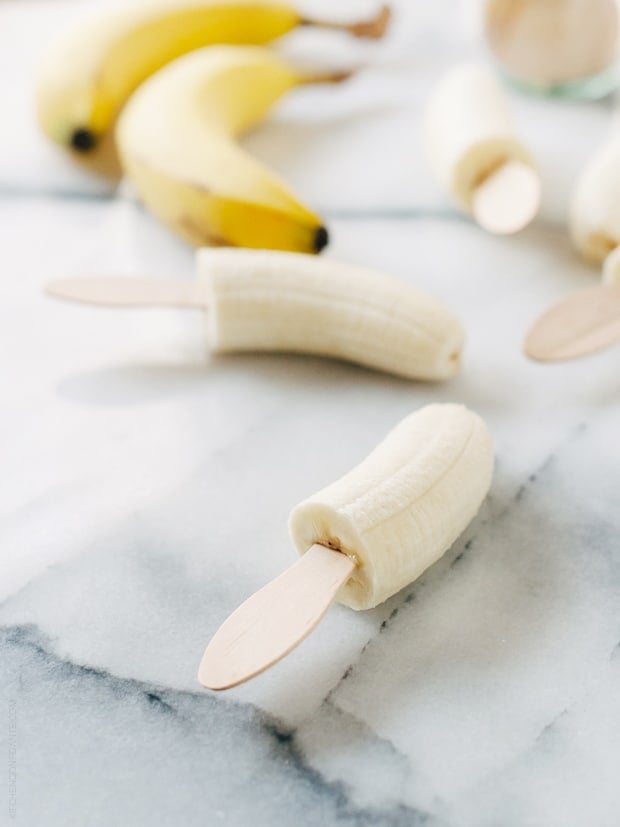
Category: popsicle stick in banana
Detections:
[
  {"x1": 45, "y1": 249, "x2": 465, "y2": 381},
  {"x1": 200, "y1": 545, "x2": 355, "y2": 691},
  {"x1": 199, "y1": 404, "x2": 494, "y2": 690},
  {"x1": 424, "y1": 64, "x2": 540, "y2": 235}
]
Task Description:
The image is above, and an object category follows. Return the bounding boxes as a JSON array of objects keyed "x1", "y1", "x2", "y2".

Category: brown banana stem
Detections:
[
  {"x1": 301, "y1": 5, "x2": 391, "y2": 40},
  {"x1": 297, "y1": 69, "x2": 355, "y2": 86}
]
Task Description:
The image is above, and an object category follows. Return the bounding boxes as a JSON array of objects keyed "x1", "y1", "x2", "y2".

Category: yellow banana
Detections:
[
  {"x1": 36, "y1": 0, "x2": 389, "y2": 170},
  {"x1": 116, "y1": 46, "x2": 347, "y2": 252}
]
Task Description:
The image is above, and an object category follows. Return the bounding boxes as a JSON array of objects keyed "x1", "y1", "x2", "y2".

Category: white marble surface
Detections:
[{"x1": 1, "y1": 2, "x2": 620, "y2": 825}]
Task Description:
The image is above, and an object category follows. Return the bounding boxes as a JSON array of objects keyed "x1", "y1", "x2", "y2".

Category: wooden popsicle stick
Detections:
[
  {"x1": 524, "y1": 284, "x2": 620, "y2": 362},
  {"x1": 45, "y1": 277, "x2": 208, "y2": 309},
  {"x1": 198, "y1": 544, "x2": 356, "y2": 691},
  {"x1": 472, "y1": 160, "x2": 541, "y2": 235}
]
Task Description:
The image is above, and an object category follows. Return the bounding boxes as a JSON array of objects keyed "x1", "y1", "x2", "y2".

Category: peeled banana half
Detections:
[
  {"x1": 116, "y1": 46, "x2": 342, "y2": 253},
  {"x1": 290, "y1": 403, "x2": 494, "y2": 609},
  {"x1": 199, "y1": 248, "x2": 465, "y2": 379},
  {"x1": 36, "y1": 0, "x2": 389, "y2": 167}
]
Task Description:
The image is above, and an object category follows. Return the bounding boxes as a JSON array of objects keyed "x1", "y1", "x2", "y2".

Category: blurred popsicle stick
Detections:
[
  {"x1": 524, "y1": 284, "x2": 620, "y2": 361},
  {"x1": 46, "y1": 277, "x2": 207, "y2": 308}
]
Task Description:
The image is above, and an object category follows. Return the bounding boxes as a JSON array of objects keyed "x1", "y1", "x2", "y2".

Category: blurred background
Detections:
[{"x1": 2, "y1": 0, "x2": 617, "y2": 225}]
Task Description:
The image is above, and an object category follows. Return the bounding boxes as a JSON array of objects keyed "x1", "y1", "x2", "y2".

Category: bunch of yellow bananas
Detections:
[{"x1": 37, "y1": 1, "x2": 390, "y2": 253}]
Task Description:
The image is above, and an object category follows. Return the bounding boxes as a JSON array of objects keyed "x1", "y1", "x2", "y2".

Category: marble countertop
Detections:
[{"x1": 2, "y1": 2, "x2": 619, "y2": 825}]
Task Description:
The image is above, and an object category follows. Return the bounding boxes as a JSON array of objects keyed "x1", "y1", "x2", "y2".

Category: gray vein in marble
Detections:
[
  {"x1": 0, "y1": 185, "x2": 573, "y2": 232},
  {"x1": 462, "y1": 638, "x2": 620, "y2": 815},
  {"x1": 513, "y1": 423, "x2": 587, "y2": 504},
  {"x1": 314, "y1": 416, "x2": 619, "y2": 815},
  {"x1": 0, "y1": 187, "x2": 464, "y2": 221},
  {"x1": 0, "y1": 187, "x2": 115, "y2": 202},
  {"x1": 3, "y1": 624, "x2": 440, "y2": 827}
]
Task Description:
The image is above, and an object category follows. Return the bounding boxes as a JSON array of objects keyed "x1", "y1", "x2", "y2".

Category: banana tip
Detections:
[
  {"x1": 314, "y1": 226, "x2": 329, "y2": 253},
  {"x1": 70, "y1": 128, "x2": 97, "y2": 153}
]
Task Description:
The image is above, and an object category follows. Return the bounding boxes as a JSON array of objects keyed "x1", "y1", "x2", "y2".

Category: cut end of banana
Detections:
[{"x1": 472, "y1": 161, "x2": 540, "y2": 235}]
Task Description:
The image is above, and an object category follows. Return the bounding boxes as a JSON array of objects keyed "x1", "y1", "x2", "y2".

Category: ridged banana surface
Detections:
[
  {"x1": 424, "y1": 64, "x2": 533, "y2": 211},
  {"x1": 117, "y1": 47, "x2": 329, "y2": 253},
  {"x1": 570, "y1": 137, "x2": 620, "y2": 266},
  {"x1": 36, "y1": 0, "x2": 314, "y2": 157},
  {"x1": 289, "y1": 404, "x2": 494, "y2": 610},
  {"x1": 198, "y1": 248, "x2": 464, "y2": 379}
]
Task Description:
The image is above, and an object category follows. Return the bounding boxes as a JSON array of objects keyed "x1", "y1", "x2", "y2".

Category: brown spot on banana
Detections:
[{"x1": 177, "y1": 216, "x2": 233, "y2": 248}]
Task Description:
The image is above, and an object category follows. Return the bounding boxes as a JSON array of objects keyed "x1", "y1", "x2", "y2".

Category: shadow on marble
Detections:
[
  {"x1": 52, "y1": 351, "x2": 431, "y2": 408},
  {"x1": 55, "y1": 362, "x2": 216, "y2": 407}
]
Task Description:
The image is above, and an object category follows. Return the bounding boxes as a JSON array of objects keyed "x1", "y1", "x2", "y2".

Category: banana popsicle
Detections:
[
  {"x1": 424, "y1": 63, "x2": 540, "y2": 235},
  {"x1": 200, "y1": 403, "x2": 494, "y2": 688},
  {"x1": 289, "y1": 403, "x2": 494, "y2": 610},
  {"x1": 47, "y1": 249, "x2": 465, "y2": 381},
  {"x1": 524, "y1": 134, "x2": 620, "y2": 362}
]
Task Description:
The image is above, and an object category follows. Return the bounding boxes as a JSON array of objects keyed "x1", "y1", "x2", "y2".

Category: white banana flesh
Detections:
[
  {"x1": 570, "y1": 137, "x2": 620, "y2": 268},
  {"x1": 198, "y1": 249, "x2": 464, "y2": 380},
  {"x1": 116, "y1": 47, "x2": 329, "y2": 253},
  {"x1": 423, "y1": 63, "x2": 534, "y2": 211},
  {"x1": 289, "y1": 404, "x2": 494, "y2": 609},
  {"x1": 289, "y1": 404, "x2": 494, "y2": 610}
]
